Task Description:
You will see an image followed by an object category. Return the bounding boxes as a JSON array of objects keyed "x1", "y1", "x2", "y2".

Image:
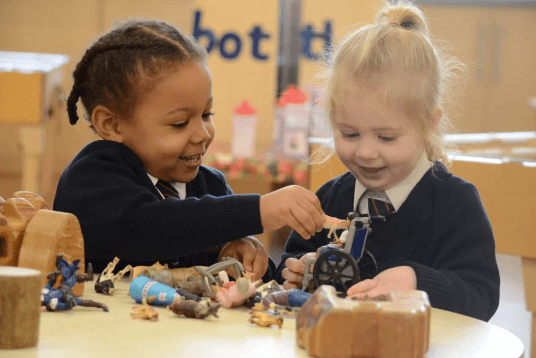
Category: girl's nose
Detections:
[
  {"x1": 190, "y1": 119, "x2": 211, "y2": 143},
  {"x1": 355, "y1": 137, "x2": 378, "y2": 159}
]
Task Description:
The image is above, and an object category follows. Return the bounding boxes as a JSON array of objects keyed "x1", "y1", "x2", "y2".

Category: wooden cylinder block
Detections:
[
  {"x1": 18, "y1": 210, "x2": 85, "y2": 296},
  {"x1": 0, "y1": 266, "x2": 41, "y2": 349}
]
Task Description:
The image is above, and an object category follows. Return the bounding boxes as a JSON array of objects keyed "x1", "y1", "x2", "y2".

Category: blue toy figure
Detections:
[{"x1": 40, "y1": 254, "x2": 109, "y2": 312}]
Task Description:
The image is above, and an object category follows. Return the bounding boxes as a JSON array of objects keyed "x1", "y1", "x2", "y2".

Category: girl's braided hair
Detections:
[{"x1": 67, "y1": 19, "x2": 207, "y2": 126}]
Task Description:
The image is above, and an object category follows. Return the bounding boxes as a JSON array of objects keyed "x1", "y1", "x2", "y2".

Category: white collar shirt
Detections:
[{"x1": 352, "y1": 151, "x2": 433, "y2": 215}]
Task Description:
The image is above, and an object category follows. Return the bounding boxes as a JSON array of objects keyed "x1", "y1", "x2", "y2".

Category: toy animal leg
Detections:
[
  {"x1": 77, "y1": 298, "x2": 109, "y2": 312},
  {"x1": 112, "y1": 265, "x2": 132, "y2": 283}
]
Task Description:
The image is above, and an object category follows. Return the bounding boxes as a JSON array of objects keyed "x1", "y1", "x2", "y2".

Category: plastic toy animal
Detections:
[
  {"x1": 41, "y1": 254, "x2": 108, "y2": 312},
  {"x1": 95, "y1": 257, "x2": 132, "y2": 295},
  {"x1": 215, "y1": 271, "x2": 257, "y2": 308},
  {"x1": 323, "y1": 215, "x2": 350, "y2": 240},
  {"x1": 249, "y1": 311, "x2": 284, "y2": 328},
  {"x1": 131, "y1": 298, "x2": 159, "y2": 321},
  {"x1": 168, "y1": 297, "x2": 221, "y2": 319}
]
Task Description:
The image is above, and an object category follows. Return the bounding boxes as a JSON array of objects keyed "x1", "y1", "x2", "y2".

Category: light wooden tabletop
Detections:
[{"x1": 1, "y1": 278, "x2": 524, "y2": 358}]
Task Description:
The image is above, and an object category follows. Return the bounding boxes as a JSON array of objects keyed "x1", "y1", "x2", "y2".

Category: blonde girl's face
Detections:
[
  {"x1": 120, "y1": 62, "x2": 215, "y2": 183},
  {"x1": 333, "y1": 83, "x2": 426, "y2": 191}
]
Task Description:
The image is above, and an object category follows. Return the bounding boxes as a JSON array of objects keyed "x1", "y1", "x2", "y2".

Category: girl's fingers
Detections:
[
  {"x1": 283, "y1": 281, "x2": 299, "y2": 290},
  {"x1": 296, "y1": 199, "x2": 326, "y2": 232},
  {"x1": 239, "y1": 241, "x2": 257, "y2": 272},
  {"x1": 290, "y1": 206, "x2": 317, "y2": 237},
  {"x1": 346, "y1": 279, "x2": 377, "y2": 296},
  {"x1": 284, "y1": 213, "x2": 311, "y2": 240},
  {"x1": 285, "y1": 257, "x2": 305, "y2": 275}
]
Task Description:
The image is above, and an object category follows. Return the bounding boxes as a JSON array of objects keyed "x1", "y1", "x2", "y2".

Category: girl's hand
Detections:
[
  {"x1": 346, "y1": 266, "x2": 417, "y2": 299},
  {"x1": 260, "y1": 185, "x2": 325, "y2": 240},
  {"x1": 219, "y1": 236, "x2": 268, "y2": 282},
  {"x1": 281, "y1": 252, "x2": 317, "y2": 290}
]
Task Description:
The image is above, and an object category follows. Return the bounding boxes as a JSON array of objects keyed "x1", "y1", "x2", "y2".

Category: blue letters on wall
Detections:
[{"x1": 192, "y1": 10, "x2": 332, "y2": 61}]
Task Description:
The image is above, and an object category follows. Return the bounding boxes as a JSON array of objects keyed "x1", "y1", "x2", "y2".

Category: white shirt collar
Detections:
[
  {"x1": 353, "y1": 151, "x2": 432, "y2": 212},
  {"x1": 147, "y1": 173, "x2": 186, "y2": 200}
]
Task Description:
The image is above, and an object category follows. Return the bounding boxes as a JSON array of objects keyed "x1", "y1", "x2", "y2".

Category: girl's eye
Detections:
[
  {"x1": 202, "y1": 112, "x2": 215, "y2": 119},
  {"x1": 379, "y1": 136, "x2": 397, "y2": 142},
  {"x1": 341, "y1": 132, "x2": 358, "y2": 139},
  {"x1": 171, "y1": 121, "x2": 188, "y2": 129}
]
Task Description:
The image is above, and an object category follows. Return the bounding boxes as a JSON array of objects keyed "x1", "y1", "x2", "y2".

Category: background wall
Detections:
[{"x1": 0, "y1": 0, "x2": 197, "y2": 203}]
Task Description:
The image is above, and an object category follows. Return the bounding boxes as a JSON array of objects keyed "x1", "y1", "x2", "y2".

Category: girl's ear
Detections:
[
  {"x1": 91, "y1": 105, "x2": 124, "y2": 143},
  {"x1": 432, "y1": 107, "x2": 442, "y2": 131}
]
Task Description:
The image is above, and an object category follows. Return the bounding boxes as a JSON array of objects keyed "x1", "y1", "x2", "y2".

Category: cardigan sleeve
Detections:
[
  {"x1": 54, "y1": 146, "x2": 264, "y2": 265},
  {"x1": 403, "y1": 181, "x2": 500, "y2": 321}
]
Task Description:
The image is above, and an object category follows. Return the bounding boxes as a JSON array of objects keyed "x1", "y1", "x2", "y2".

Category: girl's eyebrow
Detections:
[
  {"x1": 373, "y1": 126, "x2": 401, "y2": 132},
  {"x1": 163, "y1": 97, "x2": 213, "y2": 117},
  {"x1": 164, "y1": 107, "x2": 189, "y2": 116}
]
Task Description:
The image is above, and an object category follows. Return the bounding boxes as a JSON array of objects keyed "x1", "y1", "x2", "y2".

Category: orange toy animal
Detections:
[{"x1": 322, "y1": 215, "x2": 350, "y2": 241}]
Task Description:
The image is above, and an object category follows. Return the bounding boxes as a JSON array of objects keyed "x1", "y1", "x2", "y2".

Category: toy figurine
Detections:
[
  {"x1": 95, "y1": 257, "x2": 132, "y2": 295},
  {"x1": 132, "y1": 257, "x2": 251, "y2": 298},
  {"x1": 168, "y1": 297, "x2": 221, "y2": 319},
  {"x1": 214, "y1": 271, "x2": 257, "y2": 308},
  {"x1": 41, "y1": 254, "x2": 108, "y2": 312},
  {"x1": 130, "y1": 262, "x2": 202, "y2": 283},
  {"x1": 261, "y1": 289, "x2": 312, "y2": 311},
  {"x1": 322, "y1": 215, "x2": 350, "y2": 241},
  {"x1": 129, "y1": 276, "x2": 182, "y2": 305},
  {"x1": 131, "y1": 298, "x2": 159, "y2": 321},
  {"x1": 249, "y1": 311, "x2": 284, "y2": 329}
]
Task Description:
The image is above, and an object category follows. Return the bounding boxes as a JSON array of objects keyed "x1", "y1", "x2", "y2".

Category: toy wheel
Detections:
[{"x1": 313, "y1": 250, "x2": 359, "y2": 297}]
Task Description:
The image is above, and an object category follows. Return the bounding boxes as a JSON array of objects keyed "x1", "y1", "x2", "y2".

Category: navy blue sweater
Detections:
[
  {"x1": 54, "y1": 140, "x2": 275, "y2": 278},
  {"x1": 274, "y1": 163, "x2": 500, "y2": 321}
]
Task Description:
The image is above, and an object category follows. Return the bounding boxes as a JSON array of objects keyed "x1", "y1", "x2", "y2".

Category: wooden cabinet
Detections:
[{"x1": 421, "y1": 5, "x2": 536, "y2": 133}]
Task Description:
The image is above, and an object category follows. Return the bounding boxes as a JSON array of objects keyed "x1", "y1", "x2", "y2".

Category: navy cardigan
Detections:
[
  {"x1": 274, "y1": 164, "x2": 500, "y2": 321},
  {"x1": 54, "y1": 140, "x2": 275, "y2": 278}
]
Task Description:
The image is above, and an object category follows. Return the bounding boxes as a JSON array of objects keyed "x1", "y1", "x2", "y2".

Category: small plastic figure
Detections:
[
  {"x1": 41, "y1": 254, "x2": 109, "y2": 312},
  {"x1": 262, "y1": 289, "x2": 312, "y2": 310},
  {"x1": 168, "y1": 297, "x2": 221, "y2": 319},
  {"x1": 322, "y1": 215, "x2": 350, "y2": 240},
  {"x1": 215, "y1": 271, "x2": 257, "y2": 308},
  {"x1": 249, "y1": 311, "x2": 283, "y2": 328},
  {"x1": 95, "y1": 257, "x2": 132, "y2": 295},
  {"x1": 131, "y1": 298, "x2": 159, "y2": 321}
]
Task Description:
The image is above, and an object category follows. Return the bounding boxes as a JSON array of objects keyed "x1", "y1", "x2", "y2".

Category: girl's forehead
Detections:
[{"x1": 334, "y1": 94, "x2": 413, "y2": 132}]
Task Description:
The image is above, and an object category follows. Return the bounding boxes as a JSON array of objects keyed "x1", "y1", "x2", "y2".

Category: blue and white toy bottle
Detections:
[{"x1": 129, "y1": 276, "x2": 181, "y2": 305}]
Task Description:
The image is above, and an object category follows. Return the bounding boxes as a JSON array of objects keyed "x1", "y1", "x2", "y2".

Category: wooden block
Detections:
[
  {"x1": 296, "y1": 286, "x2": 430, "y2": 358},
  {"x1": 0, "y1": 191, "x2": 85, "y2": 296},
  {"x1": 0, "y1": 197, "x2": 38, "y2": 266},
  {"x1": 13, "y1": 191, "x2": 49, "y2": 211},
  {"x1": 18, "y1": 210, "x2": 85, "y2": 296},
  {"x1": 0, "y1": 266, "x2": 42, "y2": 349}
]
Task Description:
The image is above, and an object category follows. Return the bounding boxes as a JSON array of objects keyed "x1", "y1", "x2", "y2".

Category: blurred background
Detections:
[{"x1": 0, "y1": 0, "x2": 535, "y2": 355}]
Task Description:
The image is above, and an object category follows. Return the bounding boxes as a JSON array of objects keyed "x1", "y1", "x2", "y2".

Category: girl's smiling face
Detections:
[
  {"x1": 119, "y1": 62, "x2": 215, "y2": 183},
  {"x1": 333, "y1": 83, "x2": 426, "y2": 191}
]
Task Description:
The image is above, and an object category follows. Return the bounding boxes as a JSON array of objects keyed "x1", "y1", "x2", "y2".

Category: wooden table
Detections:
[{"x1": 1, "y1": 279, "x2": 524, "y2": 358}]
